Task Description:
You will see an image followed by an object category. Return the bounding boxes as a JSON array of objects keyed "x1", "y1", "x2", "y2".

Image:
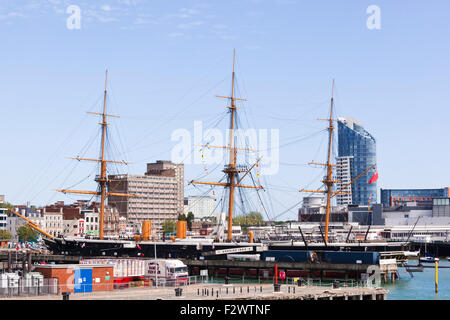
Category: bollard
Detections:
[
  {"x1": 198, "y1": 288, "x2": 200, "y2": 296},
  {"x1": 62, "y1": 292, "x2": 70, "y2": 301},
  {"x1": 247, "y1": 286, "x2": 249, "y2": 293},
  {"x1": 333, "y1": 280, "x2": 340, "y2": 289},
  {"x1": 240, "y1": 287, "x2": 242, "y2": 293},
  {"x1": 288, "y1": 286, "x2": 291, "y2": 293},
  {"x1": 233, "y1": 287, "x2": 235, "y2": 294},
  {"x1": 293, "y1": 287, "x2": 296, "y2": 294},
  {"x1": 274, "y1": 284, "x2": 281, "y2": 292},
  {"x1": 226, "y1": 287, "x2": 228, "y2": 294},
  {"x1": 217, "y1": 290, "x2": 219, "y2": 298},
  {"x1": 175, "y1": 288, "x2": 183, "y2": 297},
  {"x1": 260, "y1": 286, "x2": 262, "y2": 293}
]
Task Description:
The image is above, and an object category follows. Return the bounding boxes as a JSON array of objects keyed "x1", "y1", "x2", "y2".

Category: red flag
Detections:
[{"x1": 369, "y1": 170, "x2": 378, "y2": 184}]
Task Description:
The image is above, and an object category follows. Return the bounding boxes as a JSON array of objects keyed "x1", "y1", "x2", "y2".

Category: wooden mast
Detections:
[
  {"x1": 98, "y1": 70, "x2": 108, "y2": 240},
  {"x1": 323, "y1": 80, "x2": 335, "y2": 243},
  {"x1": 225, "y1": 49, "x2": 238, "y2": 243},
  {"x1": 57, "y1": 70, "x2": 137, "y2": 240},
  {"x1": 300, "y1": 80, "x2": 376, "y2": 243},
  {"x1": 190, "y1": 50, "x2": 263, "y2": 242},
  {"x1": 300, "y1": 80, "x2": 342, "y2": 243}
]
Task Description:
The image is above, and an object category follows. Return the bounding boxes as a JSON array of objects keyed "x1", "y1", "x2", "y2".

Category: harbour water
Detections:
[{"x1": 384, "y1": 260, "x2": 450, "y2": 300}]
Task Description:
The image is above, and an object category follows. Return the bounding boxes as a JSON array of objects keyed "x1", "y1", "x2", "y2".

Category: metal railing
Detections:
[{"x1": 0, "y1": 278, "x2": 58, "y2": 297}]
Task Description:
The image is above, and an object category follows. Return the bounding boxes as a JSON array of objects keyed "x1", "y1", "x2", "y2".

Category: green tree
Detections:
[
  {"x1": 186, "y1": 212, "x2": 195, "y2": 231},
  {"x1": 0, "y1": 202, "x2": 14, "y2": 210},
  {"x1": 17, "y1": 225, "x2": 39, "y2": 242},
  {"x1": 233, "y1": 212, "x2": 264, "y2": 229},
  {"x1": 0, "y1": 230, "x2": 13, "y2": 240},
  {"x1": 162, "y1": 219, "x2": 176, "y2": 234},
  {"x1": 177, "y1": 214, "x2": 187, "y2": 221}
]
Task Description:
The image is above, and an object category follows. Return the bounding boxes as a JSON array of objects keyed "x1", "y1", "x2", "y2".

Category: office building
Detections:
[
  {"x1": 338, "y1": 117, "x2": 377, "y2": 205},
  {"x1": 380, "y1": 188, "x2": 450, "y2": 207},
  {"x1": 108, "y1": 160, "x2": 184, "y2": 233}
]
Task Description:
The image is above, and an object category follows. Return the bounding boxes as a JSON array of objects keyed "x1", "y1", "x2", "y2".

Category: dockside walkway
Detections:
[{"x1": 1, "y1": 282, "x2": 388, "y2": 300}]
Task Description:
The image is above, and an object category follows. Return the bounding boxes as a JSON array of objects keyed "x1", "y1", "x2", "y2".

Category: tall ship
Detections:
[{"x1": 9, "y1": 55, "x2": 417, "y2": 260}]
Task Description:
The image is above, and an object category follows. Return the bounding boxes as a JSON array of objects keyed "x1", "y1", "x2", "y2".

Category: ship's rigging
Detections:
[
  {"x1": 56, "y1": 71, "x2": 137, "y2": 240},
  {"x1": 300, "y1": 80, "x2": 376, "y2": 243},
  {"x1": 189, "y1": 50, "x2": 264, "y2": 242}
]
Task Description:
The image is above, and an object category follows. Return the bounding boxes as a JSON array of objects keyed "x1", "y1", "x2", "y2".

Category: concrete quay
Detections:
[{"x1": 0, "y1": 283, "x2": 388, "y2": 301}]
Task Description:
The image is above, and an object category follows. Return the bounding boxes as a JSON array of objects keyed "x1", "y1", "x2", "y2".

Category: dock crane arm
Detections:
[{"x1": 7, "y1": 208, "x2": 55, "y2": 240}]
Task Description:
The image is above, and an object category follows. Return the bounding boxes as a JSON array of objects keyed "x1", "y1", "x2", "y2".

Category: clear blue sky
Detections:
[{"x1": 1, "y1": 0, "x2": 449, "y2": 221}]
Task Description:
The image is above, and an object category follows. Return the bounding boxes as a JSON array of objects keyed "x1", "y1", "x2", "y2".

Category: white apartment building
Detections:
[
  {"x1": 81, "y1": 209, "x2": 99, "y2": 236},
  {"x1": 0, "y1": 208, "x2": 7, "y2": 230},
  {"x1": 335, "y1": 156, "x2": 353, "y2": 205},
  {"x1": 184, "y1": 196, "x2": 217, "y2": 219},
  {"x1": 42, "y1": 209, "x2": 63, "y2": 237}
]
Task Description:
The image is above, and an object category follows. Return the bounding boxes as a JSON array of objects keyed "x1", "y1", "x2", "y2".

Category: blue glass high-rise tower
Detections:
[{"x1": 337, "y1": 117, "x2": 377, "y2": 205}]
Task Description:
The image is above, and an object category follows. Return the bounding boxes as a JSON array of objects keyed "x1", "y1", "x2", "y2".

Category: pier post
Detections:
[
  {"x1": 7, "y1": 251, "x2": 12, "y2": 272},
  {"x1": 22, "y1": 255, "x2": 27, "y2": 276},
  {"x1": 435, "y1": 260, "x2": 438, "y2": 294},
  {"x1": 27, "y1": 252, "x2": 32, "y2": 272}
]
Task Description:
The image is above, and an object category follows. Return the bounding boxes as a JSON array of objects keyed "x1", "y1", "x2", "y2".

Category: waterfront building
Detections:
[
  {"x1": 298, "y1": 197, "x2": 347, "y2": 222},
  {"x1": 337, "y1": 117, "x2": 377, "y2": 206},
  {"x1": 432, "y1": 198, "x2": 450, "y2": 218},
  {"x1": 334, "y1": 156, "x2": 353, "y2": 205},
  {"x1": 6, "y1": 206, "x2": 43, "y2": 241},
  {"x1": 348, "y1": 198, "x2": 450, "y2": 227},
  {"x1": 42, "y1": 207, "x2": 64, "y2": 237},
  {"x1": 184, "y1": 196, "x2": 217, "y2": 219},
  {"x1": 0, "y1": 195, "x2": 4, "y2": 204},
  {"x1": 0, "y1": 208, "x2": 7, "y2": 230},
  {"x1": 108, "y1": 160, "x2": 184, "y2": 233},
  {"x1": 44, "y1": 201, "x2": 119, "y2": 238},
  {"x1": 380, "y1": 188, "x2": 450, "y2": 207}
]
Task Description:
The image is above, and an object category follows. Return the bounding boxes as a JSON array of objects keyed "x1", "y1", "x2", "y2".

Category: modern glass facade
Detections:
[
  {"x1": 338, "y1": 117, "x2": 377, "y2": 205},
  {"x1": 381, "y1": 188, "x2": 450, "y2": 207}
]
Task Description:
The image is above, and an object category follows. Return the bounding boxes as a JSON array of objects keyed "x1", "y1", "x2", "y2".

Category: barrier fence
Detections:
[{"x1": 0, "y1": 274, "x2": 378, "y2": 299}]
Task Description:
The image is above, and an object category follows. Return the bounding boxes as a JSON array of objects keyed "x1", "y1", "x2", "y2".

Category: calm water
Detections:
[{"x1": 384, "y1": 260, "x2": 450, "y2": 300}]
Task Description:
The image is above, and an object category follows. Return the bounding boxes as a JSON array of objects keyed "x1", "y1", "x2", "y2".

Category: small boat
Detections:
[{"x1": 419, "y1": 256, "x2": 439, "y2": 263}]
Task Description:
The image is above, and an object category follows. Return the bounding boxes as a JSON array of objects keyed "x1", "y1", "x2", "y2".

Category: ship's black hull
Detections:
[
  {"x1": 410, "y1": 241, "x2": 450, "y2": 257},
  {"x1": 43, "y1": 237, "x2": 416, "y2": 260}
]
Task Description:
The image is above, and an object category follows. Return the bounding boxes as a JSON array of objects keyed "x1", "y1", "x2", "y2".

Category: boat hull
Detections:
[{"x1": 44, "y1": 237, "x2": 412, "y2": 259}]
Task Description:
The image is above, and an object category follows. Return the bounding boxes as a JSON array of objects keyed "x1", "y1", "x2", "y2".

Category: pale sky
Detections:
[{"x1": 1, "y1": 0, "x2": 449, "y2": 221}]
